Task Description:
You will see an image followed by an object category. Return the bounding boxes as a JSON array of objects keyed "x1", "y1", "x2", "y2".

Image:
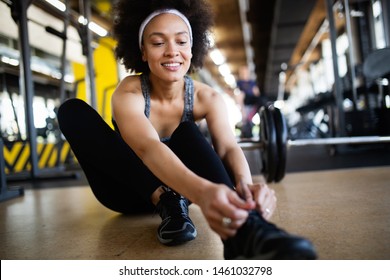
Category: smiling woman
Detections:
[
  {"x1": 140, "y1": 12, "x2": 193, "y2": 82},
  {"x1": 56, "y1": 0, "x2": 317, "y2": 260},
  {"x1": 113, "y1": 0, "x2": 213, "y2": 75}
]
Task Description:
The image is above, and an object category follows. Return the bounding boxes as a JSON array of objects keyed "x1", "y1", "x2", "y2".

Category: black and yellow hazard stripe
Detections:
[{"x1": 3, "y1": 141, "x2": 75, "y2": 174}]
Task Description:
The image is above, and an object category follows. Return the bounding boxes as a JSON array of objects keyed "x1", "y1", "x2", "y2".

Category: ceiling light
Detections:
[
  {"x1": 78, "y1": 16, "x2": 108, "y2": 37},
  {"x1": 78, "y1": 16, "x2": 88, "y2": 25},
  {"x1": 210, "y1": 49, "x2": 225, "y2": 65},
  {"x1": 1, "y1": 56, "x2": 19, "y2": 66},
  {"x1": 45, "y1": 0, "x2": 66, "y2": 12},
  {"x1": 88, "y1": 22, "x2": 108, "y2": 37},
  {"x1": 218, "y1": 64, "x2": 231, "y2": 77},
  {"x1": 224, "y1": 74, "x2": 236, "y2": 88}
]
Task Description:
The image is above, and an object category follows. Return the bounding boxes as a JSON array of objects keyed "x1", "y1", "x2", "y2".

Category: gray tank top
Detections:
[{"x1": 140, "y1": 74, "x2": 194, "y2": 143}]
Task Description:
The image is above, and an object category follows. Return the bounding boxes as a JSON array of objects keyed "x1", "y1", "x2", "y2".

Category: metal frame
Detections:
[
  {"x1": 13, "y1": 0, "x2": 40, "y2": 177},
  {"x1": 287, "y1": 135, "x2": 390, "y2": 146},
  {"x1": 59, "y1": 0, "x2": 70, "y2": 104},
  {"x1": 343, "y1": 0, "x2": 358, "y2": 107},
  {"x1": 239, "y1": 135, "x2": 390, "y2": 150},
  {"x1": 0, "y1": 139, "x2": 23, "y2": 202},
  {"x1": 326, "y1": 0, "x2": 346, "y2": 137},
  {"x1": 79, "y1": 0, "x2": 97, "y2": 109},
  {"x1": 4, "y1": 0, "x2": 78, "y2": 183}
]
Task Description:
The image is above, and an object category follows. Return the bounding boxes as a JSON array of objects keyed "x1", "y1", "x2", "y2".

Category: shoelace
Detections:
[
  {"x1": 165, "y1": 194, "x2": 189, "y2": 218},
  {"x1": 158, "y1": 191, "x2": 189, "y2": 219}
]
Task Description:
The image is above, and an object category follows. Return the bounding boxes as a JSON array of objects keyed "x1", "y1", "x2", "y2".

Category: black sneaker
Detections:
[
  {"x1": 156, "y1": 191, "x2": 197, "y2": 246},
  {"x1": 223, "y1": 211, "x2": 317, "y2": 259}
]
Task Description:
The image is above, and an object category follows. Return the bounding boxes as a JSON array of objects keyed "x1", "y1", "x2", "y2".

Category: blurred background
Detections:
[{"x1": 0, "y1": 0, "x2": 389, "y2": 181}]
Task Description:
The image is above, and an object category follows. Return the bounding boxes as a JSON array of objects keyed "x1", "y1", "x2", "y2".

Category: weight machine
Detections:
[
  {"x1": 0, "y1": 0, "x2": 98, "y2": 191},
  {"x1": 240, "y1": 0, "x2": 390, "y2": 183}
]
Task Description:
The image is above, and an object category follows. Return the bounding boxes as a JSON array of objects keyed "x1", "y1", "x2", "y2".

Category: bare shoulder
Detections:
[
  {"x1": 112, "y1": 75, "x2": 144, "y2": 104},
  {"x1": 193, "y1": 79, "x2": 219, "y2": 99},
  {"x1": 113, "y1": 75, "x2": 142, "y2": 97},
  {"x1": 193, "y1": 79, "x2": 225, "y2": 118},
  {"x1": 112, "y1": 75, "x2": 144, "y2": 116}
]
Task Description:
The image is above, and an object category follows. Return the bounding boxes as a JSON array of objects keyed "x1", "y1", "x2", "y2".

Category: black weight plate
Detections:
[
  {"x1": 271, "y1": 106, "x2": 288, "y2": 182},
  {"x1": 259, "y1": 106, "x2": 278, "y2": 182}
]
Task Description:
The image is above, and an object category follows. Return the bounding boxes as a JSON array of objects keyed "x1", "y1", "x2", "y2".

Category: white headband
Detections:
[{"x1": 138, "y1": 9, "x2": 193, "y2": 50}]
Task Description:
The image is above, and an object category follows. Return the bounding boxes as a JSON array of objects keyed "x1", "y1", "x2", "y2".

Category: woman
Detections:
[{"x1": 58, "y1": 0, "x2": 316, "y2": 259}]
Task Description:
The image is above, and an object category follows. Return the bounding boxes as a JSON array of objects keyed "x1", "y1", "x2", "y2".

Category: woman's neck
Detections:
[{"x1": 148, "y1": 74, "x2": 185, "y2": 101}]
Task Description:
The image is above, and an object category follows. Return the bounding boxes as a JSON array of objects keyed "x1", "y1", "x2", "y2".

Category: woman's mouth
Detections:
[{"x1": 162, "y1": 62, "x2": 181, "y2": 71}]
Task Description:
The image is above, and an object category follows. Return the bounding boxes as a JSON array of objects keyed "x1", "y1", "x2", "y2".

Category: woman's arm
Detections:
[
  {"x1": 199, "y1": 85, "x2": 276, "y2": 219},
  {"x1": 200, "y1": 86, "x2": 252, "y2": 185},
  {"x1": 112, "y1": 77, "x2": 210, "y2": 204}
]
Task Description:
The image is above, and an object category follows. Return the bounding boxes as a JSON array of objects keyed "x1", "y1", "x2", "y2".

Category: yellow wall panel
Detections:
[
  {"x1": 94, "y1": 37, "x2": 119, "y2": 126},
  {"x1": 70, "y1": 37, "x2": 119, "y2": 127}
]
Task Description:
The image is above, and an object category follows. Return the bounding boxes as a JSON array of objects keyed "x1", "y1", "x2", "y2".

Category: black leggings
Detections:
[{"x1": 58, "y1": 98, "x2": 234, "y2": 214}]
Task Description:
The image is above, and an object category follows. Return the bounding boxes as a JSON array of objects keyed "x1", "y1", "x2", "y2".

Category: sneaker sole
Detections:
[
  {"x1": 229, "y1": 236, "x2": 317, "y2": 260},
  {"x1": 158, "y1": 228, "x2": 197, "y2": 246},
  {"x1": 255, "y1": 237, "x2": 317, "y2": 260}
]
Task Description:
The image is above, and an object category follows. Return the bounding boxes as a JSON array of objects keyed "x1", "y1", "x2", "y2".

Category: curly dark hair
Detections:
[{"x1": 112, "y1": 0, "x2": 214, "y2": 74}]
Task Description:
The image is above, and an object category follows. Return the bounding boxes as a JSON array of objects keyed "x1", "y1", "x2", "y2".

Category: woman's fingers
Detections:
[
  {"x1": 204, "y1": 189, "x2": 250, "y2": 239},
  {"x1": 200, "y1": 183, "x2": 277, "y2": 239},
  {"x1": 238, "y1": 180, "x2": 253, "y2": 202},
  {"x1": 209, "y1": 212, "x2": 248, "y2": 240},
  {"x1": 251, "y1": 183, "x2": 277, "y2": 220},
  {"x1": 228, "y1": 188, "x2": 255, "y2": 210}
]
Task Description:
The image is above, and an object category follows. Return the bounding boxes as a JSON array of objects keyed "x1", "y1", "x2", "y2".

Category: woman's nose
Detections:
[{"x1": 164, "y1": 42, "x2": 179, "y2": 56}]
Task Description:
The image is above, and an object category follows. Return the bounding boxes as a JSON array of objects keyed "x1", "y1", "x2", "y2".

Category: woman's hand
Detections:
[
  {"x1": 197, "y1": 184, "x2": 253, "y2": 240},
  {"x1": 236, "y1": 180, "x2": 277, "y2": 221},
  {"x1": 196, "y1": 181, "x2": 276, "y2": 240}
]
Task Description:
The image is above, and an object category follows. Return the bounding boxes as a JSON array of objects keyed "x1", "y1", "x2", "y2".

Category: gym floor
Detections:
[{"x1": 1, "y1": 145, "x2": 390, "y2": 260}]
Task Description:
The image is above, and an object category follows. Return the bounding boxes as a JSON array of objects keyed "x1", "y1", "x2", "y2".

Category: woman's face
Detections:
[{"x1": 142, "y1": 13, "x2": 193, "y2": 82}]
